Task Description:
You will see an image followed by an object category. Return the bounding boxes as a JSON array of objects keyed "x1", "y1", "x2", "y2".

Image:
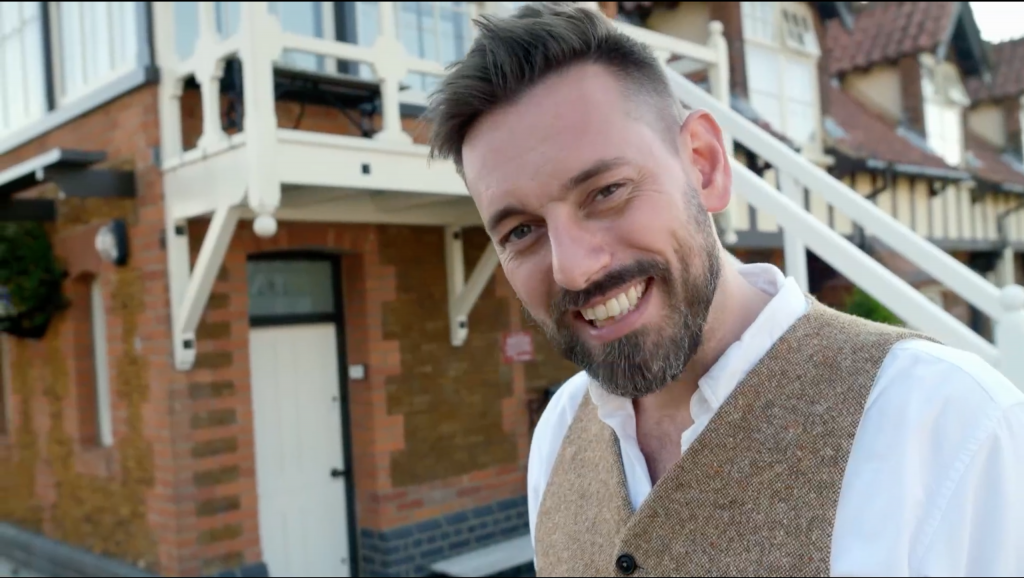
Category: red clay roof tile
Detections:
[
  {"x1": 826, "y1": 2, "x2": 957, "y2": 76},
  {"x1": 825, "y1": 84, "x2": 955, "y2": 170},
  {"x1": 965, "y1": 37, "x2": 1024, "y2": 102},
  {"x1": 965, "y1": 132, "x2": 1024, "y2": 188}
]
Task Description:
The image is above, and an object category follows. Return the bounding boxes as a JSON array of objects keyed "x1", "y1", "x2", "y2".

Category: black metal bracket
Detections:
[{"x1": 0, "y1": 199, "x2": 56, "y2": 222}]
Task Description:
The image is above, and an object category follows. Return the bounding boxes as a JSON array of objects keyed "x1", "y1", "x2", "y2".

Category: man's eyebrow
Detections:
[
  {"x1": 486, "y1": 205, "x2": 531, "y2": 236},
  {"x1": 563, "y1": 157, "x2": 630, "y2": 192}
]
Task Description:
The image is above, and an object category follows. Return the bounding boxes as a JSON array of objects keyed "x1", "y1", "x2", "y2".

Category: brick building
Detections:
[
  {"x1": 2, "y1": 2, "x2": 1023, "y2": 578},
  {"x1": 0, "y1": 2, "x2": 581, "y2": 577}
]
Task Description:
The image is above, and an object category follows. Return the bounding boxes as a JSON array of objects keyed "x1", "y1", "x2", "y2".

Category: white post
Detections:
[
  {"x1": 1019, "y1": 95, "x2": 1024, "y2": 162},
  {"x1": 195, "y1": 2, "x2": 229, "y2": 152},
  {"x1": 779, "y1": 170, "x2": 810, "y2": 292},
  {"x1": 999, "y1": 245, "x2": 1017, "y2": 287},
  {"x1": 995, "y1": 285, "x2": 1024, "y2": 392},
  {"x1": 238, "y1": 2, "x2": 283, "y2": 234},
  {"x1": 151, "y1": 1, "x2": 185, "y2": 163},
  {"x1": 707, "y1": 20, "x2": 737, "y2": 246},
  {"x1": 372, "y1": 2, "x2": 413, "y2": 145}
]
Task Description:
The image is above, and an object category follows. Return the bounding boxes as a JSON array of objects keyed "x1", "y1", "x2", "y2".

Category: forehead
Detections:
[{"x1": 461, "y1": 64, "x2": 659, "y2": 213}]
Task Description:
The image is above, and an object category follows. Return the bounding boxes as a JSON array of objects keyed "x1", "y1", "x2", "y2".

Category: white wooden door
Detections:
[{"x1": 249, "y1": 323, "x2": 351, "y2": 577}]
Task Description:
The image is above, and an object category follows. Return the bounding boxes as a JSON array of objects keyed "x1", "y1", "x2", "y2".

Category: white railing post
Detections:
[
  {"x1": 239, "y1": 2, "x2": 283, "y2": 236},
  {"x1": 779, "y1": 171, "x2": 810, "y2": 292},
  {"x1": 1019, "y1": 94, "x2": 1024, "y2": 162},
  {"x1": 996, "y1": 285, "x2": 1024, "y2": 392},
  {"x1": 707, "y1": 20, "x2": 737, "y2": 246},
  {"x1": 195, "y1": 2, "x2": 229, "y2": 152},
  {"x1": 151, "y1": 1, "x2": 185, "y2": 163},
  {"x1": 999, "y1": 246, "x2": 1017, "y2": 287},
  {"x1": 371, "y1": 2, "x2": 413, "y2": 145}
]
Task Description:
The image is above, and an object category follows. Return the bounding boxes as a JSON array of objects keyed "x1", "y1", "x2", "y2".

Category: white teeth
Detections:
[
  {"x1": 616, "y1": 294, "x2": 629, "y2": 312},
  {"x1": 606, "y1": 298, "x2": 621, "y2": 317},
  {"x1": 581, "y1": 281, "x2": 648, "y2": 325}
]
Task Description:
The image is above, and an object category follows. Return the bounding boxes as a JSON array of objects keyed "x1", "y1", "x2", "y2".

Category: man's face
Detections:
[{"x1": 462, "y1": 64, "x2": 731, "y2": 399}]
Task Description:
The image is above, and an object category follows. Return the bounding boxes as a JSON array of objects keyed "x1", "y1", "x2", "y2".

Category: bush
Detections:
[
  {"x1": 0, "y1": 222, "x2": 69, "y2": 339},
  {"x1": 843, "y1": 286, "x2": 903, "y2": 326}
]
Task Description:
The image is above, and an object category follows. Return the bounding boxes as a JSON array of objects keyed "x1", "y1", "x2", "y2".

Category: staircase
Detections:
[{"x1": 665, "y1": 68, "x2": 1024, "y2": 390}]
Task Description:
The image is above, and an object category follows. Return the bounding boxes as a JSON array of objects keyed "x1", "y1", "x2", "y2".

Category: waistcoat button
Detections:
[{"x1": 616, "y1": 554, "x2": 637, "y2": 575}]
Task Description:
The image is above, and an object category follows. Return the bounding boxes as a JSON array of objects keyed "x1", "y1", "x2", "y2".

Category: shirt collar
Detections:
[{"x1": 587, "y1": 263, "x2": 809, "y2": 412}]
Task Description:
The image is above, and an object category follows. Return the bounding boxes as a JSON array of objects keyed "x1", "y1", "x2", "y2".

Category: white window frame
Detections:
[
  {"x1": 740, "y1": 2, "x2": 824, "y2": 154},
  {"x1": 0, "y1": 2, "x2": 47, "y2": 137},
  {"x1": 173, "y1": 2, "x2": 337, "y2": 72},
  {"x1": 90, "y1": 278, "x2": 114, "y2": 448},
  {"x1": 48, "y1": 2, "x2": 141, "y2": 107},
  {"x1": 921, "y1": 57, "x2": 967, "y2": 168},
  {"x1": 353, "y1": 2, "x2": 475, "y2": 104}
]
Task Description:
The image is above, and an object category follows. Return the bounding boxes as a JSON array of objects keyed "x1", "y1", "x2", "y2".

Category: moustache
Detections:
[{"x1": 550, "y1": 258, "x2": 672, "y2": 318}]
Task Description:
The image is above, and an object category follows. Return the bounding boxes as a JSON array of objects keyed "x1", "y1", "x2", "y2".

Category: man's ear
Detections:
[{"x1": 677, "y1": 109, "x2": 732, "y2": 214}]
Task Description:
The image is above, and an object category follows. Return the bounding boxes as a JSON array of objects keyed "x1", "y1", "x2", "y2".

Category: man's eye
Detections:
[
  {"x1": 596, "y1": 183, "x2": 622, "y2": 199},
  {"x1": 507, "y1": 224, "x2": 533, "y2": 242}
]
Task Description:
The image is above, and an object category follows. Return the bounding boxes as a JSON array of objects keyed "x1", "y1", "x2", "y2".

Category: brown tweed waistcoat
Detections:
[{"x1": 533, "y1": 299, "x2": 939, "y2": 577}]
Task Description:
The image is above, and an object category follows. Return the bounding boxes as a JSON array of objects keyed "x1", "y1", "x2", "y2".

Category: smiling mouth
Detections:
[{"x1": 578, "y1": 278, "x2": 650, "y2": 328}]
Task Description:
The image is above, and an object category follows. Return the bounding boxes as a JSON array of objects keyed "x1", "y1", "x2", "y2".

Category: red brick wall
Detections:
[
  {"x1": 0, "y1": 85, "x2": 180, "y2": 575},
  {"x1": 0, "y1": 70, "x2": 585, "y2": 578},
  {"x1": 182, "y1": 220, "x2": 550, "y2": 548}
]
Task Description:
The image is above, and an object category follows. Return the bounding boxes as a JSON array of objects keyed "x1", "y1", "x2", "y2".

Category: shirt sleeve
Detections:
[{"x1": 912, "y1": 401, "x2": 1024, "y2": 576}]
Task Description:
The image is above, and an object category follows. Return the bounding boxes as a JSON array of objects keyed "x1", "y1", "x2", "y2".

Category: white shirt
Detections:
[{"x1": 528, "y1": 263, "x2": 1024, "y2": 577}]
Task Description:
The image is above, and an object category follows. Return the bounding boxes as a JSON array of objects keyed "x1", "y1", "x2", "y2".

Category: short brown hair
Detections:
[{"x1": 425, "y1": 2, "x2": 682, "y2": 175}]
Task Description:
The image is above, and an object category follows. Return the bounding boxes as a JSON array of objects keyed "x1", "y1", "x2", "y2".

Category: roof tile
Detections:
[
  {"x1": 825, "y1": 84, "x2": 954, "y2": 171},
  {"x1": 965, "y1": 37, "x2": 1024, "y2": 102},
  {"x1": 826, "y1": 2, "x2": 957, "y2": 76},
  {"x1": 965, "y1": 132, "x2": 1024, "y2": 188}
]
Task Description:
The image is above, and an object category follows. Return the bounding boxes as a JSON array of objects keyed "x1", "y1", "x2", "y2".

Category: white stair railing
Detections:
[{"x1": 661, "y1": 67, "x2": 1024, "y2": 390}]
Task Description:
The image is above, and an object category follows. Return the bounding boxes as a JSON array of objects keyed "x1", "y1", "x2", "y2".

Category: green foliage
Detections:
[
  {"x1": 0, "y1": 222, "x2": 69, "y2": 339},
  {"x1": 843, "y1": 286, "x2": 903, "y2": 326}
]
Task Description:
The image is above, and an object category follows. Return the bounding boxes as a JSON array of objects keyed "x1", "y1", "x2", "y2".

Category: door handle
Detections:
[{"x1": 330, "y1": 468, "x2": 344, "y2": 478}]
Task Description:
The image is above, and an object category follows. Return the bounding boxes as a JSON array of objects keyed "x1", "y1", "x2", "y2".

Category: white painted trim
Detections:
[
  {"x1": 89, "y1": 278, "x2": 114, "y2": 448},
  {"x1": 445, "y1": 227, "x2": 500, "y2": 347},
  {"x1": 168, "y1": 205, "x2": 241, "y2": 371},
  {"x1": 178, "y1": 206, "x2": 240, "y2": 338}
]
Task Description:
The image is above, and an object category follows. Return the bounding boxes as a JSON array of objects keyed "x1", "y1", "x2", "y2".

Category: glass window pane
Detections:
[
  {"x1": 21, "y1": 12, "x2": 45, "y2": 120},
  {"x1": 1, "y1": 3, "x2": 20, "y2": 35},
  {"x1": 59, "y1": 2, "x2": 84, "y2": 99},
  {"x1": 354, "y1": 1, "x2": 379, "y2": 79},
  {"x1": 113, "y1": 1, "x2": 138, "y2": 68},
  {"x1": 783, "y1": 58, "x2": 814, "y2": 104},
  {"x1": 216, "y1": 1, "x2": 241, "y2": 38},
  {"x1": 174, "y1": 2, "x2": 199, "y2": 60},
  {"x1": 4, "y1": 35, "x2": 25, "y2": 123},
  {"x1": 785, "y1": 101, "x2": 815, "y2": 145},
  {"x1": 745, "y1": 44, "x2": 780, "y2": 94},
  {"x1": 83, "y1": 2, "x2": 112, "y2": 85},
  {"x1": 248, "y1": 260, "x2": 336, "y2": 318}
]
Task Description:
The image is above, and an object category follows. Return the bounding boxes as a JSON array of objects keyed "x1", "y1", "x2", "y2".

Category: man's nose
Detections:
[{"x1": 549, "y1": 221, "x2": 611, "y2": 292}]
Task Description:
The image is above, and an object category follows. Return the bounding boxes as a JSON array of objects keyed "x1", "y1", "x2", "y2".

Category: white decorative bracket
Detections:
[
  {"x1": 167, "y1": 206, "x2": 242, "y2": 371},
  {"x1": 445, "y1": 226, "x2": 500, "y2": 347}
]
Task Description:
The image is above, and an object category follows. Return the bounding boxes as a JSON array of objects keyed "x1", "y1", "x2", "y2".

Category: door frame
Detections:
[{"x1": 247, "y1": 249, "x2": 360, "y2": 577}]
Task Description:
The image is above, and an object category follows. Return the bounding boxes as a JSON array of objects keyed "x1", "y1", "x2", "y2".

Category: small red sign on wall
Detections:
[{"x1": 502, "y1": 331, "x2": 535, "y2": 363}]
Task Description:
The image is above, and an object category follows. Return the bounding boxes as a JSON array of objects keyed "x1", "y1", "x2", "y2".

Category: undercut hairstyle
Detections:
[{"x1": 425, "y1": 2, "x2": 686, "y2": 176}]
